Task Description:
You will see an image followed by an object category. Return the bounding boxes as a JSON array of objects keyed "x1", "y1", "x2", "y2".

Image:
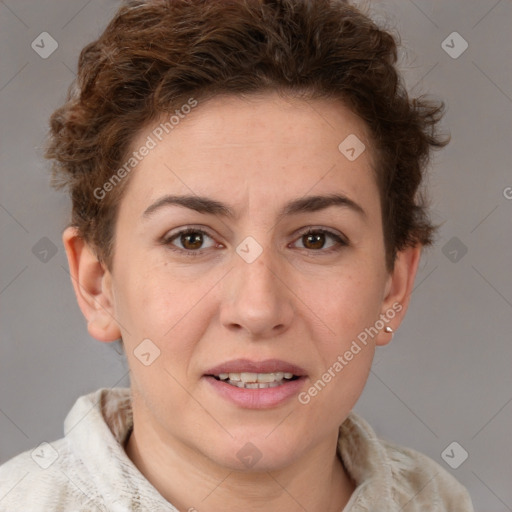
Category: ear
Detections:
[
  {"x1": 375, "y1": 245, "x2": 422, "y2": 347},
  {"x1": 62, "y1": 226, "x2": 121, "y2": 342}
]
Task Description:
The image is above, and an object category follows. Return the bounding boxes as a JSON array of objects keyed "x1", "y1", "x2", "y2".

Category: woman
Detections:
[{"x1": 0, "y1": 0, "x2": 474, "y2": 510}]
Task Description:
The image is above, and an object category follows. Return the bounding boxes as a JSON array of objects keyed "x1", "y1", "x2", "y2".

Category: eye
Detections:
[
  {"x1": 162, "y1": 226, "x2": 348, "y2": 257},
  {"x1": 163, "y1": 227, "x2": 218, "y2": 255},
  {"x1": 292, "y1": 228, "x2": 348, "y2": 253}
]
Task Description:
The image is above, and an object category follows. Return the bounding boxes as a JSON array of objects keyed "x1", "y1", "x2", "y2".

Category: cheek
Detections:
[
  {"x1": 114, "y1": 274, "x2": 171, "y2": 337},
  {"x1": 114, "y1": 257, "x2": 185, "y2": 331},
  {"x1": 314, "y1": 266, "x2": 384, "y2": 335},
  {"x1": 300, "y1": 276, "x2": 379, "y2": 421},
  {"x1": 303, "y1": 262, "x2": 384, "y2": 405},
  {"x1": 115, "y1": 269, "x2": 206, "y2": 406},
  {"x1": 114, "y1": 263, "x2": 216, "y2": 365},
  {"x1": 298, "y1": 333, "x2": 375, "y2": 431}
]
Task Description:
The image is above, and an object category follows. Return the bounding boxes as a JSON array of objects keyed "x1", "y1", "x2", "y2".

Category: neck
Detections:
[{"x1": 125, "y1": 413, "x2": 355, "y2": 512}]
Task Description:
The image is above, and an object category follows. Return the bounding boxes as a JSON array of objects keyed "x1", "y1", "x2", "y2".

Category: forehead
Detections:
[
  {"x1": 119, "y1": 92, "x2": 378, "y2": 217},
  {"x1": 150, "y1": 93, "x2": 372, "y2": 152}
]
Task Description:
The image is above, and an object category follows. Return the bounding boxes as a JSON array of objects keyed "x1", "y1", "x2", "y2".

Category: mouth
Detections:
[
  {"x1": 203, "y1": 359, "x2": 307, "y2": 407},
  {"x1": 209, "y1": 372, "x2": 301, "y2": 389}
]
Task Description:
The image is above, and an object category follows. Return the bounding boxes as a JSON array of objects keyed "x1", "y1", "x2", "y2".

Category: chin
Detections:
[{"x1": 203, "y1": 433, "x2": 304, "y2": 473}]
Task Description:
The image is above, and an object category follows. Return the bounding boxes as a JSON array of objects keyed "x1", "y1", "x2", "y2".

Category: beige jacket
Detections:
[{"x1": 0, "y1": 387, "x2": 474, "y2": 511}]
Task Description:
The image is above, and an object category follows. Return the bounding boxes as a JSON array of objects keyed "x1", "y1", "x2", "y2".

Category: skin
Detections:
[{"x1": 63, "y1": 92, "x2": 421, "y2": 512}]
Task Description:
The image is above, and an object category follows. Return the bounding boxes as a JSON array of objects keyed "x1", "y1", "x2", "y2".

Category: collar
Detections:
[{"x1": 64, "y1": 387, "x2": 394, "y2": 511}]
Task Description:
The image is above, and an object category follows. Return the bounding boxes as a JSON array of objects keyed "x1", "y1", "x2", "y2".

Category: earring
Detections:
[{"x1": 384, "y1": 326, "x2": 394, "y2": 334}]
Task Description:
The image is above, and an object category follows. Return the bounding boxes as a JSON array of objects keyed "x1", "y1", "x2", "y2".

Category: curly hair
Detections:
[{"x1": 45, "y1": 0, "x2": 447, "y2": 272}]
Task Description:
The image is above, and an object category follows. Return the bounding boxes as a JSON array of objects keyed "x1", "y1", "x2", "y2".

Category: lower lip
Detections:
[{"x1": 204, "y1": 376, "x2": 306, "y2": 409}]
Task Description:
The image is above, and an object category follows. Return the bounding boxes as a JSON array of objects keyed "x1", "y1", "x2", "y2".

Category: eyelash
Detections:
[{"x1": 162, "y1": 226, "x2": 348, "y2": 258}]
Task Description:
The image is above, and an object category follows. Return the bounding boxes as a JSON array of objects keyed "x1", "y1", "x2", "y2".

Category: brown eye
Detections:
[
  {"x1": 165, "y1": 228, "x2": 217, "y2": 254},
  {"x1": 180, "y1": 231, "x2": 204, "y2": 250},
  {"x1": 293, "y1": 228, "x2": 347, "y2": 253},
  {"x1": 302, "y1": 232, "x2": 327, "y2": 250}
]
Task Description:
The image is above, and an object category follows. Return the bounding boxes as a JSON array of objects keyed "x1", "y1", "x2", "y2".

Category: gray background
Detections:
[{"x1": 0, "y1": 1, "x2": 511, "y2": 510}]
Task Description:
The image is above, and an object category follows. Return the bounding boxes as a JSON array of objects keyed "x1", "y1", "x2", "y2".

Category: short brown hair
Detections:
[{"x1": 46, "y1": 0, "x2": 447, "y2": 272}]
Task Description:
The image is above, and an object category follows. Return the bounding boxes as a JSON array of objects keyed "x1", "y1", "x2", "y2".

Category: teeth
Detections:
[
  {"x1": 240, "y1": 372, "x2": 258, "y2": 383},
  {"x1": 220, "y1": 372, "x2": 296, "y2": 383},
  {"x1": 228, "y1": 380, "x2": 283, "y2": 389},
  {"x1": 214, "y1": 371, "x2": 298, "y2": 389},
  {"x1": 256, "y1": 373, "x2": 274, "y2": 383}
]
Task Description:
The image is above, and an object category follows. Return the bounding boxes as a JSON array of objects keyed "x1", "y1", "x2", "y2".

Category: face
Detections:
[{"x1": 77, "y1": 92, "x2": 410, "y2": 472}]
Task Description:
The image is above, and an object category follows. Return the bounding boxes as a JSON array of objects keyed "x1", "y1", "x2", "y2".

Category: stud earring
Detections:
[{"x1": 384, "y1": 326, "x2": 394, "y2": 334}]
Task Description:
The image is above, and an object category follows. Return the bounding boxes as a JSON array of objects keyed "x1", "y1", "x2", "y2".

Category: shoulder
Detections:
[
  {"x1": 0, "y1": 387, "x2": 134, "y2": 511},
  {"x1": 0, "y1": 437, "x2": 96, "y2": 511},
  {"x1": 340, "y1": 413, "x2": 474, "y2": 511},
  {"x1": 0, "y1": 386, "x2": 130, "y2": 512},
  {"x1": 380, "y1": 438, "x2": 474, "y2": 511}
]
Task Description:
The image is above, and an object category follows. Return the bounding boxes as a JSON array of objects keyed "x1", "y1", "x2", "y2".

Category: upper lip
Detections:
[{"x1": 205, "y1": 359, "x2": 307, "y2": 376}]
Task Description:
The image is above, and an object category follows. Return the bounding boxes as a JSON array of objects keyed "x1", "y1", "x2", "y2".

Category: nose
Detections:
[{"x1": 220, "y1": 246, "x2": 294, "y2": 339}]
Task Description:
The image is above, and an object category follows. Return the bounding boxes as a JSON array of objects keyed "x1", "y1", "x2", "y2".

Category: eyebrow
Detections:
[{"x1": 142, "y1": 193, "x2": 366, "y2": 221}]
